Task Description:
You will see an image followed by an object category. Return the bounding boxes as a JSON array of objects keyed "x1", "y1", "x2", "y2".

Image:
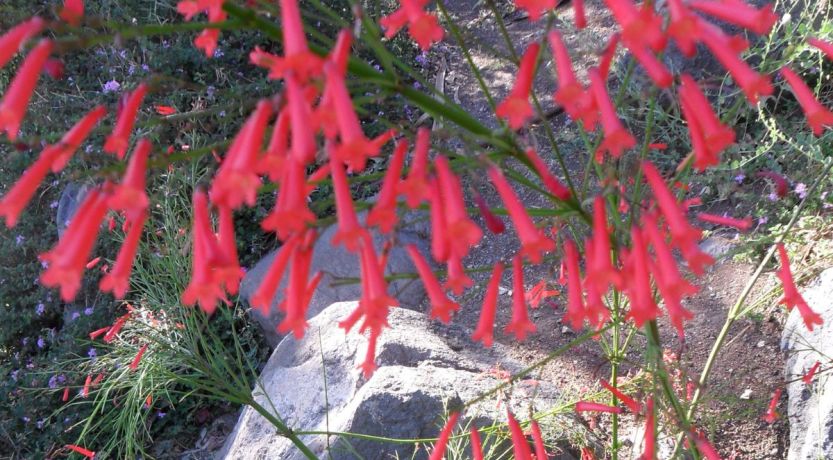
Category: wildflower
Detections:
[
  {"x1": 779, "y1": 66, "x2": 833, "y2": 136},
  {"x1": 525, "y1": 279, "x2": 559, "y2": 308},
  {"x1": 505, "y1": 255, "x2": 537, "y2": 340},
  {"x1": 589, "y1": 68, "x2": 636, "y2": 161},
  {"x1": 82, "y1": 374, "x2": 92, "y2": 397},
  {"x1": 575, "y1": 401, "x2": 623, "y2": 413},
  {"x1": 678, "y1": 75, "x2": 736, "y2": 169},
  {"x1": 472, "y1": 262, "x2": 504, "y2": 347},
  {"x1": 514, "y1": 0, "x2": 556, "y2": 21},
  {"x1": 762, "y1": 388, "x2": 782, "y2": 423},
  {"x1": 380, "y1": 0, "x2": 444, "y2": 51},
  {"x1": 775, "y1": 244, "x2": 823, "y2": 330},
  {"x1": 0, "y1": 145, "x2": 62, "y2": 227},
  {"x1": 666, "y1": 0, "x2": 699, "y2": 57},
  {"x1": 102, "y1": 80, "x2": 120, "y2": 93},
  {"x1": 36, "y1": 303, "x2": 45, "y2": 315},
  {"x1": 89, "y1": 327, "x2": 108, "y2": 340},
  {"x1": 129, "y1": 344, "x2": 149, "y2": 371},
  {"x1": 530, "y1": 420, "x2": 549, "y2": 460},
  {"x1": 330, "y1": 155, "x2": 370, "y2": 252},
  {"x1": 629, "y1": 45, "x2": 672, "y2": 88},
  {"x1": 99, "y1": 211, "x2": 145, "y2": 299},
  {"x1": 0, "y1": 39, "x2": 52, "y2": 140},
  {"x1": 277, "y1": 239, "x2": 315, "y2": 338},
  {"x1": 428, "y1": 412, "x2": 460, "y2": 460},
  {"x1": 258, "y1": 110, "x2": 290, "y2": 181},
  {"x1": 573, "y1": 0, "x2": 587, "y2": 28},
  {"x1": 699, "y1": 25, "x2": 772, "y2": 103},
  {"x1": 250, "y1": 237, "x2": 298, "y2": 315},
  {"x1": 104, "y1": 84, "x2": 148, "y2": 159},
  {"x1": 214, "y1": 206, "x2": 243, "y2": 295},
  {"x1": 155, "y1": 105, "x2": 176, "y2": 115},
  {"x1": 0, "y1": 17, "x2": 44, "y2": 70},
  {"x1": 210, "y1": 101, "x2": 271, "y2": 209},
  {"x1": 602, "y1": 0, "x2": 666, "y2": 52},
  {"x1": 802, "y1": 361, "x2": 821, "y2": 385},
  {"x1": 285, "y1": 73, "x2": 318, "y2": 164},
  {"x1": 60, "y1": 0, "x2": 85, "y2": 26},
  {"x1": 473, "y1": 191, "x2": 506, "y2": 234},
  {"x1": 756, "y1": 170, "x2": 789, "y2": 198},
  {"x1": 598, "y1": 34, "x2": 620, "y2": 80},
  {"x1": 176, "y1": 0, "x2": 226, "y2": 57},
  {"x1": 367, "y1": 139, "x2": 408, "y2": 233},
  {"x1": 525, "y1": 148, "x2": 571, "y2": 201},
  {"x1": 407, "y1": 244, "x2": 460, "y2": 323},
  {"x1": 641, "y1": 398, "x2": 656, "y2": 460},
  {"x1": 688, "y1": 0, "x2": 777, "y2": 35},
  {"x1": 563, "y1": 239, "x2": 586, "y2": 330},
  {"x1": 548, "y1": 31, "x2": 598, "y2": 130},
  {"x1": 181, "y1": 190, "x2": 227, "y2": 315},
  {"x1": 623, "y1": 226, "x2": 660, "y2": 327},
  {"x1": 250, "y1": 0, "x2": 324, "y2": 81},
  {"x1": 62, "y1": 387, "x2": 70, "y2": 402},
  {"x1": 809, "y1": 37, "x2": 833, "y2": 61},
  {"x1": 40, "y1": 189, "x2": 109, "y2": 301},
  {"x1": 435, "y1": 156, "x2": 482, "y2": 259},
  {"x1": 445, "y1": 255, "x2": 473, "y2": 295},
  {"x1": 696, "y1": 212, "x2": 753, "y2": 231},
  {"x1": 108, "y1": 139, "x2": 151, "y2": 222},
  {"x1": 262, "y1": 157, "x2": 316, "y2": 240},
  {"x1": 66, "y1": 444, "x2": 95, "y2": 459},
  {"x1": 496, "y1": 43, "x2": 540, "y2": 130},
  {"x1": 51, "y1": 106, "x2": 108, "y2": 172},
  {"x1": 428, "y1": 179, "x2": 450, "y2": 263},
  {"x1": 586, "y1": 196, "x2": 622, "y2": 292},
  {"x1": 692, "y1": 430, "x2": 721, "y2": 460},
  {"x1": 507, "y1": 410, "x2": 534, "y2": 460},
  {"x1": 470, "y1": 428, "x2": 484, "y2": 460},
  {"x1": 488, "y1": 166, "x2": 555, "y2": 263},
  {"x1": 103, "y1": 314, "x2": 129, "y2": 342},
  {"x1": 794, "y1": 182, "x2": 808, "y2": 199},
  {"x1": 600, "y1": 379, "x2": 641, "y2": 413},
  {"x1": 399, "y1": 127, "x2": 432, "y2": 208},
  {"x1": 580, "y1": 447, "x2": 596, "y2": 460}
]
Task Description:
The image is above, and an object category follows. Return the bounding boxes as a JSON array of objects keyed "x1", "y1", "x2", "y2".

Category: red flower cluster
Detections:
[
  {"x1": 775, "y1": 244, "x2": 823, "y2": 330},
  {"x1": 381, "y1": 0, "x2": 445, "y2": 51},
  {"x1": 177, "y1": 0, "x2": 226, "y2": 57}
]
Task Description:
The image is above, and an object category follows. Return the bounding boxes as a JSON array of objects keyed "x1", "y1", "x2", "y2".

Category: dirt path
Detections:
[{"x1": 423, "y1": 1, "x2": 789, "y2": 458}]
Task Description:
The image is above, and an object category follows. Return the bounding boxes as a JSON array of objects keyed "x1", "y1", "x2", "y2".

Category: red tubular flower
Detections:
[
  {"x1": 642, "y1": 398, "x2": 656, "y2": 460},
  {"x1": 531, "y1": 420, "x2": 549, "y2": 460},
  {"x1": 99, "y1": 211, "x2": 146, "y2": 299},
  {"x1": 62, "y1": 387, "x2": 70, "y2": 402},
  {"x1": 215, "y1": 206, "x2": 243, "y2": 295},
  {"x1": 696, "y1": 212, "x2": 753, "y2": 231},
  {"x1": 575, "y1": 401, "x2": 623, "y2": 414},
  {"x1": 380, "y1": 0, "x2": 444, "y2": 51},
  {"x1": 582, "y1": 262, "x2": 610, "y2": 329},
  {"x1": 628, "y1": 45, "x2": 672, "y2": 88},
  {"x1": 473, "y1": 191, "x2": 506, "y2": 234},
  {"x1": 803, "y1": 361, "x2": 821, "y2": 385},
  {"x1": 177, "y1": 0, "x2": 226, "y2": 57},
  {"x1": 667, "y1": 0, "x2": 699, "y2": 57},
  {"x1": 108, "y1": 138, "x2": 151, "y2": 221},
  {"x1": 250, "y1": 0, "x2": 323, "y2": 81},
  {"x1": 428, "y1": 412, "x2": 460, "y2": 460},
  {"x1": 0, "y1": 145, "x2": 61, "y2": 227},
  {"x1": 367, "y1": 139, "x2": 408, "y2": 233},
  {"x1": 40, "y1": 189, "x2": 108, "y2": 301},
  {"x1": 60, "y1": 0, "x2": 84, "y2": 26},
  {"x1": 525, "y1": 279, "x2": 559, "y2": 309},
  {"x1": 278, "y1": 240, "x2": 315, "y2": 338},
  {"x1": 82, "y1": 374, "x2": 92, "y2": 398},
  {"x1": 470, "y1": 428, "x2": 484, "y2": 460},
  {"x1": 104, "y1": 84, "x2": 148, "y2": 159},
  {"x1": 445, "y1": 255, "x2": 473, "y2": 295},
  {"x1": 573, "y1": 0, "x2": 587, "y2": 28},
  {"x1": 776, "y1": 243, "x2": 823, "y2": 330},
  {"x1": 563, "y1": 239, "x2": 586, "y2": 330},
  {"x1": 52, "y1": 106, "x2": 107, "y2": 172},
  {"x1": 762, "y1": 388, "x2": 782, "y2": 423},
  {"x1": 435, "y1": 156, "x2": 482, "y2": 259},
  {"x1": 755, "y1": 170, "x2": 789, "y2": 198},
  {"x1": 525, "y1": 148, "x2": 571, "y2": 201},
  {"x1": 515, "y1": 0, "x2": 556, "y2": 21},
  {"x1": 407, "y1": 244, "x2": 460, "y2": 323},
  {"x1": 692, "y1": 431, "x2": 721, "y2": 460},
  {"x1": 623, "y1": 226, "x2": 660, "y2": 327},
  {"x1": 496, "y1": 43, "x2": 540, "y2": 130},
  {"x1": 779, "y1": 66, "x2": 833, "y2": 136},
  {"x1": 548, "y1": 31, "x2": 598, "y2": 130},
  {"x1": 0, "y1": 17, "x2": 44, "y2": 70},
  {"x1": 262, "y1": 157, "x2": 316, "y2": 240},
  {"x1": 472, "y1": 262, "x2": 504, "y2": 347},
  {"x1": 0, "y1": 39, "x2": 52, "y2": 141},
  {"x1": 330, "y1": 154, "x2": 370, "y2": 252},
  {"x1": 699, "y1": 26, "x2": 772, "y2": 103},
  {"x1": 689, "y1": 0, "x2": 777, "y2": 35},
  {"x1": 182, "y1": 190, "x2": 226, "y2": 315},
  {"x1": 66, "y1": 444, "x2": 95, "y2": 459},
  {"x1": 602, "y1": 0, "x2": 666, "y2": 52},
  {"x1": 600, "y1": 380, "x2": 642, "y2": 413},
  {"x1": 103, "y1": 313, "x2": 130, "y2": 343},
  {"x1": 488, "y1": 166, "x2": 555, "y2": 264},
  {"x1": 285, "y1": 73, "x2": 317, "y2": 164},
  {"x1": 250, "y1": 237, "x2": 298, "y2": 315},
  {"x1": 589, "y1": 68, "x2": 636, "y2": 162},
  {"x1": 598, "y1": 34, "x2": 620, "y2": 80},
  {"x1": 809, "y1": 37, "x2": 833, "y2": 61},
  {"x1": 507, "y1": 410, "x2": 533, "y2": 460},
  {"x1": 428, "y1": 178, "x2": 450, "y2": 263},
  {"x1": 586, "y1": 196, "x2": 622, "y2": 292},
  {"x1": 505, "y1": 255, "x2": 537, "y2": 341},
  {"x1": 580, "y1": 447, "x2": 597, "y2": 460},
  {"x1": 259, "y1": 109, "x2": 290, "y2": 181},
  {"x1": 129, "y1": 344, "x2": 149, "y2": 371},
  {"x1": 678, "y1": 75, "x2": 736, "y2": 168},
  {"x1": 210, "y1": 100, "x2": 272, "y2": 209},
  {"x1": 399, "y1": 127, "x2": 431, "y2": 208},
  {"x1": 89, "y1": 327, "x2": 108, "y2": 340}
]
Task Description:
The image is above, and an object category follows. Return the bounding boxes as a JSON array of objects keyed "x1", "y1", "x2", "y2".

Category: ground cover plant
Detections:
[{"x1": 1, "y1": 0, "x2": 833, "y2": 458}]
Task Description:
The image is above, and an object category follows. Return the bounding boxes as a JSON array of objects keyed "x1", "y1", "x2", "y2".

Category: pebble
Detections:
[
  {"x1": 740, "y1": 389, "x2": 752, "y2": 400},
  {"x1": 756, "y1": 340, "x2": 765, "y2": 347}
]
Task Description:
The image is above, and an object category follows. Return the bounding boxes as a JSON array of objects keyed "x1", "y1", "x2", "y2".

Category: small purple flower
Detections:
[
  {"x1": 36, "y1": 337, "x2": 45, "y2": 349},
  {"x1": 758, "y1": 216, "x2": 768, "y2": 225},
  {"x1": 768, "y1": 192, "x2": 779, "y2": 201},
  {"x1": 36, "y1": 419, "x2": 44, "y2": 429},
  {"x1": 128, "y1": 64, "x2": 136, "y2": 75},
  {"x1": 141, "y1": 64, "x2": 150, "y2": 72},
  {"x1": 88, "y1": 347, "x2": 97, "y2": 361},
  {"x1": 415, "y1": 52, "x2": 429, "y2": 66},
  {"x1": 49, "y1": 201, "x2": 59, "y2": 209},
  {"x1": 71, "y1": 311, "x2": 80, "y2": 321},
  {"x1": 734, "y1": 173, "x2": 745, "y2": 184},
  {"x1": 21, "y1": 337, "x2": 29, "y2": 346},
  {"x1": 795, "y1": 182, "x2": 808, "y2": 199},
  {"x1": 84, "y1": 307, "x2": 94, "y2": 316},
  {"x1": 35, "y1": 303, "x2": 45, "y2": 316},
  {"x1": 103, "y1": 80, "x2": 121, "y2": 93},
  {"x1": 157, "y1": 411, "x2": 166, "y2": 419},
  {"x1": 10, "y1": 369, "x2": 19, "y2": 381},
  {"x1": 48, "y1": 374, "x2": 60, "y2": 388},
  {"x1": 213, "y1": 48, "x2": 224, "y2": 58},
  {"x1": 15, "y1": 235, "x2": 24, "y2": 245},
  {"x1": 22, "y1": 416, "x2": 30, "y2": 424}
]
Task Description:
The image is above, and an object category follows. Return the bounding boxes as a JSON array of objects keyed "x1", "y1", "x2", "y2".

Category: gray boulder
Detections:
[
  {"x1": 218, "y1": 301, "x2": 570, "y2": 460},
  {"x1": 56, "y1": 182, "x2": 91, "y2": 237},
  {"x1": 781, "y1": 267, "x2": 833, "y2": 460},
  {"x1": 240, "y1": 213, "x2": 429, "y2": 347}
]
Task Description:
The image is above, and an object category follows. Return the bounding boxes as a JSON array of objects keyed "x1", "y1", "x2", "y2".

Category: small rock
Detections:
[
  {"x1": 56, "y1": 182, "x2": 91, "y2": 237},
  {"x1": 740, "y1": 389, "x2": 752, "y2": 400},
  {"x1": 562, "y1": 326, "x2": 571, "y2": 334},
  {"x1": 757, "y1": 340, "x2": 766, "y2": 348}
]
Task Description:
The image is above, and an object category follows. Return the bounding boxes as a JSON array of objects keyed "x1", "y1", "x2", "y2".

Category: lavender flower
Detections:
[
  {"x1": 84, "y1": 307, "x2": 94, "y2": 316},
  {"x1": 734, "y1": 173, "x2": 745, "y2": 184},
  {"x1": 88, "y1": 347, "x2": 97, "y2": 361},
  {"x1": 36, "y1": 337, "x2": 45, "y2": 349},
  {"x1": 35, "y1": 303, "x2": 45, "y2": 316},
  {"x1": 794, "y1": 182, "x2": 808, "y2": 199},
  {"x1": 103, "y1": 80, "x2": 121, "y2": 93},
  {"x1": 71, "y1": 311, "x2": 80, "y2": 321},
  {"x1": 15, "y1": 235, "x2": 24, "y2": 245}
]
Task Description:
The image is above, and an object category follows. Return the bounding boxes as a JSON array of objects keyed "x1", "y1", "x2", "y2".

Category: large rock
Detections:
[
  {"x1": 218, "y1": 301, "x2": 571, "y2": 460},
  {"x1": 781, "y1": 267, "x2": 833, "y2": 460},
  {"x1": 240, "y1": 214, "x2": 429, "y2": 347}
]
